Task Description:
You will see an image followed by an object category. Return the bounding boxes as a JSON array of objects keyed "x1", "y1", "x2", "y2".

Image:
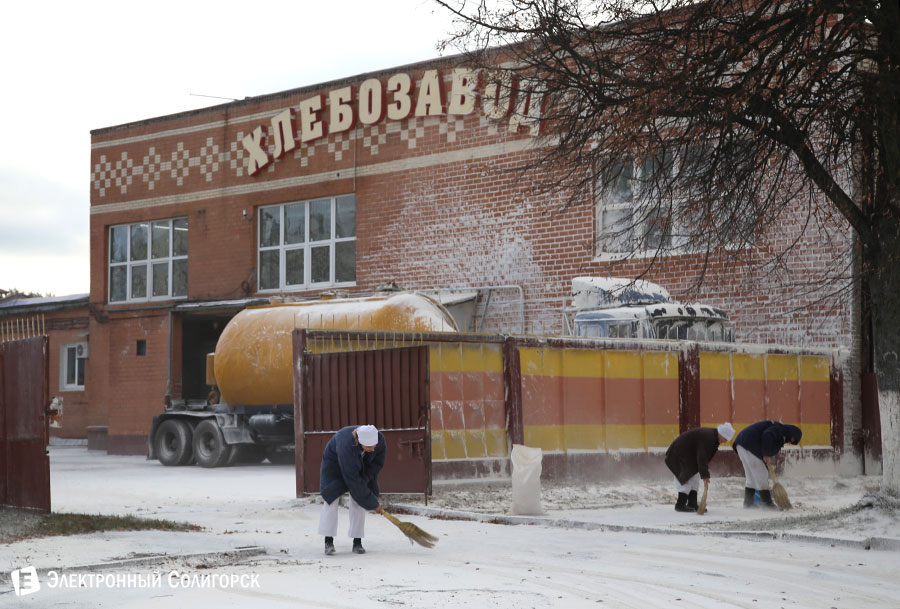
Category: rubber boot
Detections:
[
  {"x1": 686, "y1": 490, "x2": 699, "y2": 511},
  {"x1": 324, "y1": 536, "x2": 335, "y2": 555},
  {"x1": 352, "y1": 537, "x2": 366, "y2": 554},
  {"x1": 758, "y1": 490, "x2": 777, "y2": 509},
  {"x1": 743, "y1": 487, "x2": 757, "y2": 508},
  {"x1": 675, "y1": 492, "x2": 693, "y2": 512}
]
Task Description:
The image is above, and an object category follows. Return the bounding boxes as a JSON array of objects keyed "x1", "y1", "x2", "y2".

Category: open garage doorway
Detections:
[{"x1": 180, "y1": 314, "x2": 230, "y2": 402}]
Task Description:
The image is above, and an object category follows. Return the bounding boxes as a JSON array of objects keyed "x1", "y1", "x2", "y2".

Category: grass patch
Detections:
[
  {"x1": 0, "y1": 508, "x2": 202, "y2": 543},
  {"x1": 37, "y1": 512, "x2": 203, "y2": 537}
]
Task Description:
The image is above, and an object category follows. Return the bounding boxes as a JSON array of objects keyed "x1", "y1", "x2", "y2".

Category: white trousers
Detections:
[
  {"x1": 673, "y1": 473, "x2": 701, "y2": 494},
  {"x1": 317, "y1": 495, "x2": 367, "y2": 538},
  {"x1": 736, "y1": 445, "x2": 770, "y2": 490}
]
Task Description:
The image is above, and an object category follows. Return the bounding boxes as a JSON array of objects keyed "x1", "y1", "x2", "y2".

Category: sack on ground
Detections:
[{"x1": 510, "y1": 444, "x2": 544, "y2": 515}]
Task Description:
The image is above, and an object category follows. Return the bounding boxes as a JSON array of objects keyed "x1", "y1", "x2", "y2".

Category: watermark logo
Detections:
[
  {"x1": 8, "y1": 567, "x2": 261, "y2": 595},
  {"x1": 11, "y1": 566, "x2": 41, "y2": 596}
]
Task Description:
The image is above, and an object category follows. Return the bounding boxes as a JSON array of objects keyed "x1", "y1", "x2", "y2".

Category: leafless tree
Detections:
[{"x1": 434, "y1": 0, "x2": 900, "y2": 493}]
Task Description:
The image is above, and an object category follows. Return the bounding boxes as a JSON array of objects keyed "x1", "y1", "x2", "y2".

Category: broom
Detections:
[
  {"x1": 766, "y1": 463, "x2": 792, "y2": 510},
  {"x1": 696, "y1": 479, "x2": 709, "y2": 515},
  {"x1": 383, "y1": 511, "x2": 439, "y2": 548}
]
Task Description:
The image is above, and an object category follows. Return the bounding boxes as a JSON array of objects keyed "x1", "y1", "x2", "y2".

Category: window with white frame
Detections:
[
  {"x1": 595, "y1": 142, "x2": 757, "y2": 257},
  {"x1": 596, "y1": 157, "x2": 638, "y2": 255},
  {"x1": 108, "y1": 218, "x2": 188, "y2": 303},
  {"x1": 596, "y1": 153, "x2": 680, "y2": 256},
  {"x1": 60, "y1": 343, "x2": 87, "y2": 391},
  {"x1": 258, "y1": 195, "x2": 356, "y2": 291}
]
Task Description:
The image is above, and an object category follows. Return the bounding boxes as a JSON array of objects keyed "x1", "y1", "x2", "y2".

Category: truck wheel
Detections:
[
  {"x1": 155, "y1": 419, "x2": 193, "y2": 466},
  {"x1": 192, "y1": 419, "x2": 232, "y2": 468},
  {"x1": 266, "y1": 448, "x2": 296, "y2": 465}
]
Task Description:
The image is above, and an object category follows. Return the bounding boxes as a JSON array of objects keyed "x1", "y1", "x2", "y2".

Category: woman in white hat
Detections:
[
  {"x1": 664, "y1": 422, "x2": 735, "y2": 512},
  {"x1": 318, "y1": 424, "x2": 385, "y2": 555}
]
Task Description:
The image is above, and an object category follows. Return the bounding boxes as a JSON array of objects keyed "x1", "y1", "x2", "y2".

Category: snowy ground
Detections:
[{"x1": 0, "y1": 446, "x2": 898, "y2": 608}]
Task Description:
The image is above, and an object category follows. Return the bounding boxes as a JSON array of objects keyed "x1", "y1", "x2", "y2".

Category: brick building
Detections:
[
  {"x1": 88, "y1": 55, "x2": 852, "y2": 454},
  {"x1": 0, "y1": 293, "x2": 97, "y2": 443}
]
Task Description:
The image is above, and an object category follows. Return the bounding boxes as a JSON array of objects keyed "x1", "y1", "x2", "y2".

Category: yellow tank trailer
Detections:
[
  {"x1": 149, "y1": 292, "x2": 457, "y2": 468},
  {"x1": 212, "y1": 292, "x2": 457, "y2": 406}
]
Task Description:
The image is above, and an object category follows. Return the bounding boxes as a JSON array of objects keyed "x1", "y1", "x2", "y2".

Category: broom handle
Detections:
[
  {"x1": 767, "y1": 462, "x2": 777, "y2": 483},
  {"x1": 382, "y1": 510, "x2": 404, "y2": 529}
]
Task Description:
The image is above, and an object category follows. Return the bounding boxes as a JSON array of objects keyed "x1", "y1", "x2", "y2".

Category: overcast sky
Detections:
[{"x1": 0, "y1": 0, "x2": 458, "y2": 297}]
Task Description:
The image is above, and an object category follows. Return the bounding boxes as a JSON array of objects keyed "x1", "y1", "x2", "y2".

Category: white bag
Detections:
[{"x1": 509, "y1": 444, "x2": 544, "y2": 515}]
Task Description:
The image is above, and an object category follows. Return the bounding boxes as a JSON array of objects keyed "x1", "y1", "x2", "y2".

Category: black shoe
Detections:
[
  {"x1": 674, "y1": 492, "x2": 693, "y2": 512},
  {"x1": 744, "y1": 487, "x2": 758, "y2": 508},
  {"x1": 324, "y1": 536, "x2": 335, "y2": 555},
  {"x1": 686, "y1": 490, "x2": 699, "y2": 511},
  {"x1": 758, "y1": 490, "x2": 778, "y2": 509},
  {"x1": 352, "y1": 538, "x2": 366, "y2": 554}
]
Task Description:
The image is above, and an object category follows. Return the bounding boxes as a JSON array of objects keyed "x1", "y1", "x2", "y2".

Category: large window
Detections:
[
  {"x1": 258, "y1": 195, "x2": 356, "y2": 291},
  {"x1": 109, "y1": 218, "x2": 188, "y2": 303},
  {"x1": 596, "y1": 153, "x2": 680, "y2": 257},
  {"x1": 60, "y1": 343, "x2": 86, "y2": 391},
  {"x1": 596, "y1": 142, "x2": 755, "y2": 258}
]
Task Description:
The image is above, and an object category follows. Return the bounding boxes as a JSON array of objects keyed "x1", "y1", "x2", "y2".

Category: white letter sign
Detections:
[
  {"x1": 358, "y1": 78, "x2": 385, "y2": 125},
  {"x1": 447, "y1": 68, "x2": 477, "y2": 115},
  {"x1": 242, "y1": 126, "x2": 269, "y2": 175},
  {"x1": 414, "y1": 69, "x2": 445, "y2": 117},
  {"x1": 329, "y1": 86, "x2": 355, "y2": 134},
  {"x1": 299, "y1": 94, "x2": 327, "y2": 143}
]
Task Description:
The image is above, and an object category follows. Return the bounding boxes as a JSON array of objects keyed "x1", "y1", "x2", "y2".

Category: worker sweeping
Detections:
[
  {"x1": 318, "y1": 425, "x2": 385, "y2": 555},
  {"x1": 732, "y1": 420, "x2": 802, "y2": 509},
  {"x1": 664, "y1": 423, "x2": 735, "y2": 512}
]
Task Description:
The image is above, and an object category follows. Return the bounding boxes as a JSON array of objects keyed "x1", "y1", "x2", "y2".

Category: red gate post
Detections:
[
  {"x1": 292, "y1": 329, "x2": 308, "y2": 499},
  {"x1": 0, "y1": 336, "x2": 51, "y2": 512},
  {"x1": 678, "y1": 344, "x2": 700, "y2": 433},
  {"x1": 503, "y1": 336, "x2": 524, "y2": 447}
]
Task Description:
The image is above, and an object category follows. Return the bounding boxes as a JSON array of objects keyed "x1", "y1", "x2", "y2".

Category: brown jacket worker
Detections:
[{"x1": 664, "y1": 423, "x2": 735, "y2": 512}]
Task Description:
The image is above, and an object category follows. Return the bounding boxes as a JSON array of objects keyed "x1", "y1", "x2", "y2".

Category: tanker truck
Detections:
[{"x1": 148, "y1": 292, "x2": 458, "y2": 467}]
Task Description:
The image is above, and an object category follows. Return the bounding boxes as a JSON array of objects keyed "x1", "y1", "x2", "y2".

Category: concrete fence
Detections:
[{"x1": 304, "y1": 330, "x2": 843, "y2": 481}]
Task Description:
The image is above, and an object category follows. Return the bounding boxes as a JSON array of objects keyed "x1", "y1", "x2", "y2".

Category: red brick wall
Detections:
[
  {"x1": 90, "y1": 60, "x2": 850, "y2": 451},
  {"x1": 0, "y1": 307, "x2": 97, "y2": 439}
]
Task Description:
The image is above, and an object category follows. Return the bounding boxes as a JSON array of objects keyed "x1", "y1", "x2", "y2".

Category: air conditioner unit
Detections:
[{"x1": 76, "y1": 343, "x2": 89, "y2": 358}]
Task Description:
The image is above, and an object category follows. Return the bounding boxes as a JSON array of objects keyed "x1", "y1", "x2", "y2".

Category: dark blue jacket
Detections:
[
  {"x1": 733, "y1": 420, "x2": 802, "y2": 461},
  {"x1": 319, "y1": 425, "x2": 386, "y2": 510}
]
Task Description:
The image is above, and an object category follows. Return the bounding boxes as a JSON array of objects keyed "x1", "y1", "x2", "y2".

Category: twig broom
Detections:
[
  {"x1": 383, "y1": 511, "x2": 439, "y2": 548},
  {"x1": 696, "y1": 480, "x2": 709, "y2": 515},
  {"x1": 766, "y1": 463, "x2": 792, "y2": 510}
]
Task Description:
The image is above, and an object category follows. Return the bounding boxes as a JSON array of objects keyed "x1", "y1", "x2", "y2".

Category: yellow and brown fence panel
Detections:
[
  {"x1": 292, "y1": 329, "x2": 843, "y2": 476},
  {"x1": 698, "y1": 350, "x2": 835, "y2": 447},
  {"x1": 429, "y1": 339, "x2": 507, "y2": 461},
  {"x1": 518, "y1": 347, "x2": 679, "y2": 452}
]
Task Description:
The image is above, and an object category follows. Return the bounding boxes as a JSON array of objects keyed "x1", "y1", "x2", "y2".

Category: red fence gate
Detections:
[
  {"x1": 0, "y1": 336, "x2": 51, "y2": 512},
  {"x1": 293, "y1": 330, "x2": 431, "y2": 498}
]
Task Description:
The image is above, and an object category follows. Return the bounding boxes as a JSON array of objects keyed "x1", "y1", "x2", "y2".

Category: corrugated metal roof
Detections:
[{"x1": 0, "y1": 293, "x2": 89, "y2": 313}]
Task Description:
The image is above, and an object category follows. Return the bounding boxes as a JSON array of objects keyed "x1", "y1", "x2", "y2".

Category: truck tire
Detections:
[
  {"x1": 192, "y1": 419, "x2": 232, "y2": 468},
  {"x1": 155, "y1": 419, "x2": 193, "y2": 466}
]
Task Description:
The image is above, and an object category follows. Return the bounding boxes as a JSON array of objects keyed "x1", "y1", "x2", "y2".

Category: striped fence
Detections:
[{"x1": 302, "y1": 330, "x2": 843, "y2": 480}]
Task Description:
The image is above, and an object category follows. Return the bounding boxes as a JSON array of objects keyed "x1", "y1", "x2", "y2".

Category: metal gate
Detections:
[
  {"x1": 0, "y1": 336, "x2": 51, "y2": 512},
  {"x1": 293, "y1": 330, "x2": 431, "y2": 498}
]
